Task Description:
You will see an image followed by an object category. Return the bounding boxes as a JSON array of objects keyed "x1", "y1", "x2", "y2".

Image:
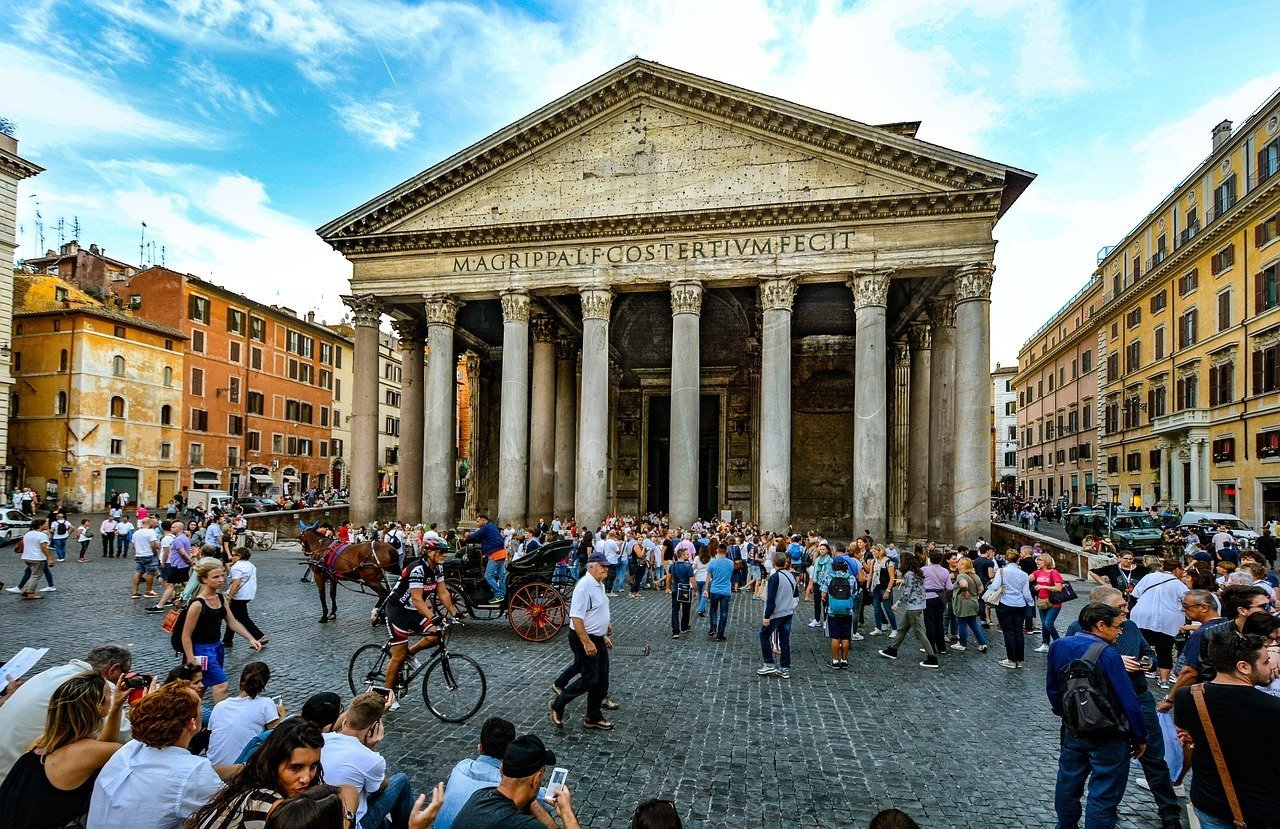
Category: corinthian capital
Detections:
[
  {"x1": 391, "y1": 318, "x2": 425, "y2": 346},
  {"x1": 927, "y1": 295, "x2": 956, "y2": 330},
  {"x1": 670, "y1": 280, "x2": 703, "y2": 316},
  {"x1": 499, "y1": 289, "x2": 531, "y2": 324},
  {"x1": 424, "y1": 294, "x2": 461, "y2": 328},
  {"x1": 908, "y1": 321, "x2": 932, "y2": 352},
  {"x1": 530, "y1": 313, "x2": 556, "y2": 343},
  {"x1": 342, "y1": 294, "x2": 382, "y2": 328},
  {"x1": 894, "y1": 340, "x2": 911, "y2": 366},
  {"x1": 555, "y1": 335, "x2": 577, "y2": 362},
  {"x1": 759, "y1": 276, "x2": 796, "y2": 312},
  {"x1": 848, "y1": 268, "x2": 893, "y2": 309},
  {"x1": 954, "y1": 262, "x2": 996, "y2": 303},
  {"x1": 579, "y1": 286, "x2": 613, "y2": 321}
]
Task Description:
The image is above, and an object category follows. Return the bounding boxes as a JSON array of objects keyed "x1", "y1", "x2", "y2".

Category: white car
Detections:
[
  {"x1": 0, "y1": 509, "x2": 34, "y2": 546},
  {"x1": 1179, "y1": 511, "x2": 1260, "y2": 549}
]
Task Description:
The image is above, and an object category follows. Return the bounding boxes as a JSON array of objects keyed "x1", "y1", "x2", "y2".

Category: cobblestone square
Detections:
[{"x1": 1, "y1": 549, "x2": 1169, "y2": 828}]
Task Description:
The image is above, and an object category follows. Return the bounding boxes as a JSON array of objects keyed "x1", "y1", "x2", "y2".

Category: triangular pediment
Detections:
[{"x1": 319, "y1": 58, "x2": 1033, "y2": 243}]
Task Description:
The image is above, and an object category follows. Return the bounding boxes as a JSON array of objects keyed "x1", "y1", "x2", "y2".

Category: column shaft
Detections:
[
  {"x1": 575, "y1": 288, "x2": 613, "y2": 531},
  {"x1": 907, "y1": 324, "x2": 932, "y2": 539},
  {"x1": 345, "y1": 295, "x2": 382, "y2": 527},
  {"x1": 669, "y1": 281, "x2": 703, "y2": 528},
  {"x1": 889, "y1": 340, "x2": 911, "y2": 540},
  {"x1": 526, "y1": 314, "x2": 557, "y2": 524},
  {"x1": 928, "y1": 298, "x2": 957, "y2": 541},
  {"x1": 497, "y1": 289, "x2": 531, "y2": 528},
  {"x1": 1157, "y1": 441, "x2": 1170, "y2": 507},
  {"x1": 422, "y1": 296, "x2": 460, "y2": 527},
  {"x1": 1170, "y1": 441, "x2": 1185, "y2": 511},
  {"x1": 759, "y1": 277, "x2": 796, "y2": 532},
  {"x1": 1189, "y1": 437, "x2": 1207, "y2": 507},
  {"x1": 952, "y1": 264, "x2": 996, "y2": 546},
  {"x1": 393, "y1": 321, "x2": 425, "y2": 524},
  {"x1": 851, "y1": 270, "x2": 891, "y2": 541},
  {"x1": 553, "y1": 337, "x2": 577, "y2": 520}
]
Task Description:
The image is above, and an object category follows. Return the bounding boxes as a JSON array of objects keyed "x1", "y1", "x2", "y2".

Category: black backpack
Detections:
[
  {"x1": 827, "y1": 574, "x2": 852, "y2": 601},
  {"x1": 1059, "y1": 641, "x2": 1128, "y2": 739}
]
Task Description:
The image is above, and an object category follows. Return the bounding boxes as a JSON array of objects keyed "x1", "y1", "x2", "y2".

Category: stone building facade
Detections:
[
  {"x1": 320, "y1": 59, "x2": 1032, "y2": 540},
  {"x1": 377, "y1": 330, "x2": 402, "y2": 493},
  {"x1": 991, "y1": 363, "x2": 1018, "y2": 494}
]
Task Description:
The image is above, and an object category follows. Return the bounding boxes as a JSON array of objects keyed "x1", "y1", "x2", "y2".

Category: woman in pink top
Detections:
[
  {"x1": 1031, "y1": 553, "x2": 1065, "y2": 653},
  {"x1": 135, "y1": 505, "x2": 148, "y2": 522}
]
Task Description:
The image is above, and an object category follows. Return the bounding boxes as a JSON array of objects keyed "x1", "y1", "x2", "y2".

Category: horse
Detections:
[{"x1": 298, "y1": 522, "x2": 401, "y2": 624}]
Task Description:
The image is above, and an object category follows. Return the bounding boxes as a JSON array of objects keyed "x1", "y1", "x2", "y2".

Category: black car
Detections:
[{"x1": 236, "y1": 497, "x2": 281, "y2": 514}]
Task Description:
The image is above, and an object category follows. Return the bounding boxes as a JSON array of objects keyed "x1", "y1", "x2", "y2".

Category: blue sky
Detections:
[{"x1": 4, "y1": 0, "x2": 1280, "y2": 363}]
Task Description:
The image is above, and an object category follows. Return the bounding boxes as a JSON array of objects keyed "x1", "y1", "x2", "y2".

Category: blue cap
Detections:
[{"x1": 587, "y1": 550, "x2": 609, "y2": 564}]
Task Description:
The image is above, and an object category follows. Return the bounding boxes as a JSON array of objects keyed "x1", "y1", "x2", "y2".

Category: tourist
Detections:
[
  {"x1": 667, "y1": 546, "x2": 695, "y2": 639},
  {"x1": 152, "y1": 521, "x2": 193, "y2": 612},
  {"x1": 1129, "y1": 559, "x2": 1189, "y2": 688},
  {"x1": 49, "y1": 512, "x2": 72, "y2": 563},
  {"x1": 206, "y1": 662, "x2": 284, "y2": 766},
  {"x1": 179, "y1": 558, "x2": 264, "y2": 704},
  {"x1": 1031, "y1": 553, "x2": 1066, "y2": 653},
  {"x1": 868, "y1": 543, "x2": 897, "y2": 636},
  {"x1": 1046, "y1": 603, "x2": 1148, "y2": 829},
  {"x1": 692, "y1": 543, "x2": 710, "y2": 617},
  {"x1": 115, "y1": 514, "x2": 133, "y2": 559},
  {"x1": 1160, "y1": 584, "x2": 1270, "y2": 710},
  {"x1": 0, "y1": 671, "x2": 128, "y2": 829},
  {"x1": 435, "y1": 717, "x2": 515, "y2": 829},
  {"x1": 99, "y1": 515, "x2": 117, "y2": 558},
  {"x1": 76, "y1": 518, "x2": 92, "y2": 563},
  {"x1": 548, "y1": 551, "x2": 614, "y2": 731},
  {"x1": 222, "y1": 547, "x2": 266, "y2": 648},
  {"x1": 950, "y1": 558, "x2": 988, "y2": 652},
  {"x1": 757, "y1": 552, "x2": 798, "y2": 679},
  {"x1": 992, "y1": 549, "x2": 1033, "y2": 669},
  {"x1": 805, "y1": 542, "x2": 833, "y2": 629},
  {"x1": 261, "y1": 784, "x2": 345, "y2": 829},
  {"x1": 16, "y1": 518, "x2": 55, "y2": 600},
  {"x1": 973, "y1": 544, "x2": 996, "y2": 626},
  {"x1": 704, "y1": 542, "x2": 734, "y2": 641},
  {"x1": 452, "y1": 734, "x2": 578, "y2": 829},
  {"x1": 463, "y1": 515, "x2": 505, "y2": 603},
  {"x1": 322, "y1": 691, "x2": 421, "y2": 829},
  {"x1": 235, "y1": 692, "x2": 343, "y2": 764},
  {"x1": 825, "y1": 558, "x2": 854, "y2": 668},
  {"x1": 920, "y1": 550, "x2": 952, "y2": 657},
  {"x1": 630, "y1": 799, "x2": 682, "y2": 829},
  {"x1": 131, "y1": 517, "x2": 161, "y2": 600},
  {"x1": 1088, "y1": 551, "x2": 1149, "y2": 605},
  {"x1": 876, "y1": 552, "x2": 939, "y2": 669}
]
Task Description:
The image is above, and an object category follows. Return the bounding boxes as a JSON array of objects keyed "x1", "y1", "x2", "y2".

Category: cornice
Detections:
[
  {"x1": 0, "y1": 148, "x2": 44, "y2": 181},
  {"x1": 326, "y1": 189, "x2": 1004, "y2": 256}
]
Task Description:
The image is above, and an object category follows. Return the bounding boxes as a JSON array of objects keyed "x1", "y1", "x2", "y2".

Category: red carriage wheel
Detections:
[{"x1": 507, "y1": 583, "x2": 567, "y2": 642}]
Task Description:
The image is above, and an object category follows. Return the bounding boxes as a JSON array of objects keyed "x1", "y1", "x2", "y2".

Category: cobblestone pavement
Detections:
[
  {"x1": 996, "y1": 517, "x2": 1073, "y2": 545},
  {"x1": 1, "y1": 548, "x2": 1172, "y2": 829}
]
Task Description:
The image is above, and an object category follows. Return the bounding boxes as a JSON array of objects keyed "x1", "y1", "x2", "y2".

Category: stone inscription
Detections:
[{"x1": 451, "y1": 231, "x2": 856, "y2": 273}]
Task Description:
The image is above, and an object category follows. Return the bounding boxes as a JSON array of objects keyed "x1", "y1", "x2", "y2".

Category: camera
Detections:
[{"x1": 122, "y1": 672, "x2": 153, "y2": 690}]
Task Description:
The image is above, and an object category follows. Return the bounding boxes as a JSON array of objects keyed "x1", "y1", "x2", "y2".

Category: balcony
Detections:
[{"x1": 1151, "y1": 407, "x2": 1209, "y2": 435}]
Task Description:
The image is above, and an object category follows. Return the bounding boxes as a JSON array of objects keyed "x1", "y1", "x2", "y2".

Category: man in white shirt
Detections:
[
  {"x1": 549, "y1": 551, "x2": 614, "y2": 731},
  {"x1": 1211, "y1": 525, "x2": 1236, "y2": 553},
  {"x1": 131, "y1": 517, "x2": 161, "y2": 599},
  {"x1": 115, "y1": 516, "x2": 133, "y2": 558},
  {"x1": 18, "y1": 518, "x2": 55, "y2": 599},
  {"x1": 322, "y1": 691, "x2": 415, "y2": 829},
  {"x1": 596, "y1": 532, "x2": 621, "y2": 597},
  {"x1": 0, "y1": 644, "x2": 133, "y2": 779}
]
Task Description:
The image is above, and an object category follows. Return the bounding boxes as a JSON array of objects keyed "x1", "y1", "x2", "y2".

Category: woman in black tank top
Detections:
[{"x1": 181, "y1": 558, "x2": 263, "y2": 704}]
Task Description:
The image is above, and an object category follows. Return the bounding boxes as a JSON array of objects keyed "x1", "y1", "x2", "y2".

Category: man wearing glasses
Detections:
[{"x1": 1159, "y1": 585, "x2": 1272, "y2": 715}]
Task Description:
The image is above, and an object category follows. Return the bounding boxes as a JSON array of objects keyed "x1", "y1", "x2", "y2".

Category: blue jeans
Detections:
[
  {"x1": 708, "y1": 592, "x2": 731, "y2": 637},
  {"x1": 361, "y1": 771, "x2": 413, "y2": 829},
  {"x1": 1053, "y1": 729, "x2": 1131, "y2": 829},
  {"x1": 872, "y1": 589, "x2": 897, "y2": 630},
  {"x1": 16, "y1": 562, "x2": 54, "y2": 589},
  {"x1": 1041, "y1": 605, "x2": 1062, "y2": 645},
  {"x1": 1136, "y1": 690, "x2": 1182, "y2": 828},
  {"x1": 612, "y1": 564, "x2": 628, "y2": 592},
  {"x1": 759, "y1": 615, "x2": 792, "y2": 669},
  {"x1": 1193, "y1": 809, "x2": 1236, "y2": 829},
  {"x1": 696, "y1": 582, "x2": 708, "y2": 614},
  {"x1": 956, "y1": 615, "x2": 987, "y2": 647},
  {"x1": 484, "y1": 557, "x2": 507, "y2": 600},
  {"x1": 52, "y1": 538, "x2": 67, "y2": 561}
]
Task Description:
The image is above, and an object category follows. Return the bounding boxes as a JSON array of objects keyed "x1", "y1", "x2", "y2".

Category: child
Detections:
[
  {"x1": 825, "y1": 559, "x2": 854, "y2": 669},
  {"x1": 76, "y1": 518, "x2": 92, "y2": 562}
]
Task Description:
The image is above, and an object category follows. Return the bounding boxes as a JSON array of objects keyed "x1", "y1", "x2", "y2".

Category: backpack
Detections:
[
  {"x1": 1059, "y1": 641, "x2": 1128, "y2": 739},
  {"x1": 826, "y1": 572, "x2": 853, "y2": 615}
]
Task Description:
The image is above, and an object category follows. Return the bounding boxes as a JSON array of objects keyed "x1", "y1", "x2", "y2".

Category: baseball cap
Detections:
[
  {"x1": 300, "y1": 692, "x2": 342, "y2": 729},
  {"x1": 502, "y1": 734, "x2": 556, "y2": 778},
  {"x1": 587, "y1": 550, "x2": 609, "y2": 564},
  {"x1": 423, "y1": 530, "x2": 441, "y2": 541}
]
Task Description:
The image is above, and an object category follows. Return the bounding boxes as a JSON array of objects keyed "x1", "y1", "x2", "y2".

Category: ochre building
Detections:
[{"x1": 320, "y1": 59, "x2": 1033, "y2": 540}]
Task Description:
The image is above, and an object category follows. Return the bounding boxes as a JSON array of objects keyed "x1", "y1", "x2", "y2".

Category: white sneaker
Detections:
[
  {"x1": 889, "y1": 630, "x2": 899, "y2": 638},
  {"x1": 38, "y1": 586, "x2": 56, "y2": 592},
  {"x1": 868, "y1": 628, "x2": 882, "y2": 636},
  {"x1": 851, "y1": 633, "x2": 865, "y2": 641},
  {"x1": 4, "y1": 586, "x2": 19, "y2": 593},
  {"x1": 1034, "y1": 644, "x2": 1051, "y2": 653},
  {"x1": 950, "y1": 643, "x2": 966, "y2": 651},
  {"x1": 808, "y1": 619, "x2": 821, "y2": 628},
  {"x1": 998, "y1": 659, "x2": 1019, "y2": 669}
]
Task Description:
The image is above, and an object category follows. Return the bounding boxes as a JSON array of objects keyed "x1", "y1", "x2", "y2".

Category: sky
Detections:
[{"x1": 3, "y1": 0, "x2": 1280, "y2": 366}]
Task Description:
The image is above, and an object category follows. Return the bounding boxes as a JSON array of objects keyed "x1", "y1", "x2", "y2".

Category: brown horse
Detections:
[{"x1": 299, "y1": 524, "x2": 400, "y2": 624}]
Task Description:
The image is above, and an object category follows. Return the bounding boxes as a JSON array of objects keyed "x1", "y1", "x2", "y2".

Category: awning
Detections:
[
  {"x1": 282, "y1": 475, "x2": 301, "y2": 483},
  {"x1": 193, "y1": 471, "x2": 220, "y2": 483},
  {"x1": 249, "y1": 474, "x2": 274, "y2": 484}
]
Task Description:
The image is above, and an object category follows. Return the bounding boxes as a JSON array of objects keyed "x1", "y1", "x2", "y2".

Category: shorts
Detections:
[
  {"x1": 191, "y1": 642, "x2": 228, "y2": 686},
  {"x1": 135, "y1": 556, "x2": 159, "y2": 575},
  {"x1": 826, "y1": 614, "x2": 852, "y2": 640},
  {"x1": 385, "y1": 606, "x2": 439, "y2": 645},
  {"x1": 163, "y1": 565, "x2": 190, "y2": 585}
]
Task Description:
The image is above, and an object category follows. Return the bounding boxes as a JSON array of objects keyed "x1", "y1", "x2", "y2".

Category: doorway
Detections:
[{"x1": 645, "y1": 394, "x2": 721, "y2": 519}]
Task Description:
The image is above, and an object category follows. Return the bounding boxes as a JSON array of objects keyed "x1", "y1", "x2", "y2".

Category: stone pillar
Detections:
[
  {"x1": 1157, "y1": 439, "x2": 1170, "y2": 507},
  {"x1": 1189, "y1": 436, "x2": 1210, "y2": 508},
  {"x1": 889, "y1": 340, "x2": 911, "y2": 540},
  {"x1": 927, "y1": 296, "x2": 956, "y2": 542},
  {"x1": 422, "y1": 295, "x2": 461, "y2": 527},
  {"x1": 497, "y1": 289, "x2": 531, "y2": 528},
  {"x1": 575, "y1": 287, "x2": 613, "y2": 531},
  {"x1": 553, "y1": 336, "x2": 577, "y2": 521},
  {"x1": 344, "y1": 294, "x2": 383, "y2": 528},
  {"x1": 1170, "y1": 441, "x2": 1185, "y2": 511},
  {"x1": 668, "y1": 280, "x2": 703, "y2": 528},
  {"x1": 907, "y1": 323, "x2": 932, "y2": 539},
  {"x1": 952, "y1": 263, "x2": 996, "y2": 546},
  {"x1": 392, "y1": 319, "x2": 425, "y2": 524},
  {"x1": 526, "y1": 313, "x2": 557, "y2": 525},
  {"x1": 851, "y1": 269, "x2": 892, "y2": 541},
  {"x1": 758, "y1": 277, "x2": 796, "y2": 532}
]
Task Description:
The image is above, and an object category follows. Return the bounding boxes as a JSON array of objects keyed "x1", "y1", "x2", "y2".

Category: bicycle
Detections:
[
  {"x1": 245, "y1": 530, "x2": 275, "y2": 551},
  {"x1": 347, "y1": 617, "x2": 487, "y2": 723}
]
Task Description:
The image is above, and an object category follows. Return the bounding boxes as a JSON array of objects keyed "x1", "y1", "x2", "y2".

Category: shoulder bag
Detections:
[
  {"x1": 982, "y1": 572, "x2": 1004, "y2": 607},
  {"x1": 1191, "y1": 683, "x2": 1248, "y2": 829}
]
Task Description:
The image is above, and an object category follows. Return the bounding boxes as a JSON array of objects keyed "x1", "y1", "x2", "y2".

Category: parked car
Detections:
[
  {"x1": 0, "y1": 509, "x2": 35, "y2": 547},
  {"x1": 1066, "y1": 508, "x2": 1163, "y2": 554},
  {"x1": 236, "y1": 497, "x2": 281, "y2": 514},
  {"x1": 1179, "y1": 511, "x2": 1259, "y2": 550}
]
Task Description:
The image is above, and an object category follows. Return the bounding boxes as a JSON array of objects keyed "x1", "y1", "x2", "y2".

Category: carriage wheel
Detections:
[{"x1": 507, "y1": 583, "x2": 566, "y2": 642}]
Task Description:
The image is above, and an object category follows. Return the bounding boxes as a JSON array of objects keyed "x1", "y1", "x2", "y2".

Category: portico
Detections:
[{"x1": 320, "y1": 58, "x2": 1031, "y2": 541}]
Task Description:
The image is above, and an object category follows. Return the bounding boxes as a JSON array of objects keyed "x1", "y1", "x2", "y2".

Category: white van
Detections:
[
  {"x1": 185, "y1": 489, "x2": 235, "y2": 515},
  {"x1": 1178, "y1": 511, "x2": 1259, "y2": 549}
]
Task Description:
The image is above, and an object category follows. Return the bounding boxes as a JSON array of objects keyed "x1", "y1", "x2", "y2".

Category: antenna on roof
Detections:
[
  {"x1": 161, "y1": 245, "x2": 165, "y2": 267},
  {"x1": 56, "y1": 217, "x2": 65, "y2": 245},
  {"x1": 139, "y1": 221, "x2": 147, "y2": 267},
  {"x1": 28, "y1": 195, "x2": 43, "y2": 252},
  {"x1": 72, "y1": 216, "x2": 80, "y2": 241}
]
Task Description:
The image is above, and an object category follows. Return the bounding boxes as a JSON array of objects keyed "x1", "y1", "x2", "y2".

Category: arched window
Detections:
[
  {"x1": 162, "y1": 366, "x2": 173, "y2": 387},
  {"x1": 59, "y1": 349, "x2": 68, "y2": 372},
  {"x1": 55, "y1": 391, "x2": 66, "y2": 415},
  {"x1": 110, "y1": 396, "x2": 125, "y2": 418},
  {"x1": 160, "y1": 404, "x2": 172, "y2": 426},
  {"x1": 112, "y1": 355, "x2": 125, "y2": 377}
]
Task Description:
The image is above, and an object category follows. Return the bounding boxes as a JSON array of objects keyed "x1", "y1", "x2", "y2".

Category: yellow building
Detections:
[
  {"x1": 1096, "y1": 90, "x2": 1280, "y2": 525},
  {"x1": 9, "y1": 274, "x2": 185, "y2": 511}
]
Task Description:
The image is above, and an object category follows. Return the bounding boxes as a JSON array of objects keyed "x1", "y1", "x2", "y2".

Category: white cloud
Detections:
[
  {"x1": 332, "y1": 97, "x2": 419, "y2": 150},
  {"x1": 178, "y1": 60, "x2": 276, "y2": 120}
]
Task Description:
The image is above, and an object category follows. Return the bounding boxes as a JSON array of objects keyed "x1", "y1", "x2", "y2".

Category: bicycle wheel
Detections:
[
  {"x1": 256, "y1": 536, "x2": 272, "y2": 551},
  {"x1": 348, "y1": 643, "x2": 390, "y2": 696},
  {"x1": 422, "y1": 652, "x2": 486, "y2": 723}
]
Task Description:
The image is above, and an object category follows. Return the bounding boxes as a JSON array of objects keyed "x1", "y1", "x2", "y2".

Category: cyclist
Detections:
[{"x1": 383, "y1": 539, "x2": 460, "y2": 704}]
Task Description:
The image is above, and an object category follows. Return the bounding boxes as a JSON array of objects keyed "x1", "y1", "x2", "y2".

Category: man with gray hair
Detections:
[{"x1": 0, "y1": 644, "x2": 134, "y2": 778}]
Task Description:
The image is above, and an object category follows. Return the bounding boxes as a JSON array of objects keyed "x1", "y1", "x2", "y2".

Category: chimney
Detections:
[
  {"x1": 1212, "y1": 119, "x2": 1233, "y2": 152},
  {"x1": 306, "y1": 311, "x2": 315, "y2": 323},
  {"x1": 89, "y1": 243, "x2": 100, "y2": 255}
]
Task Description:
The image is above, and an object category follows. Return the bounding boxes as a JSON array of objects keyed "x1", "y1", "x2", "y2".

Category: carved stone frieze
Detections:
[
  {"x1": 669, "y1": 280, "x2": 703, "y2": 315},
  {"x1": 342, "y1": 294, "x2": 382, "y2": 328},
  {"x1": 391, "y1": 318, "x2": 425, "y2": 345},
  {"x1": 530, "y1": 313, "x2": 556, "y2": 343},
  {"x1": 954, "y1": 262, "x2": 995, "y2": 303},
  {"x1": 908, "y1": 322, "x2": 932, "y2": 351},
  {"x1": 927, "y1": 296, "x2": 956, "y2": 330},
  {"x1": 499, "y1": 289, "x2": 531, "y2": 324},
  {"x1": 580, "y1": 286, "x2": 614, "y2": 321},
  {"x1": 424, "y1": 294, "x2": 461, "y2": 328},
  {"x1": 759, "y1": 276, "x2": 797, "y2": 312}
]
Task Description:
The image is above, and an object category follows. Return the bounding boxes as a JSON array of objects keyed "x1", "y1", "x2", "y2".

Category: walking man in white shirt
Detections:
[
  {"x1": 18, "y1": 519, "x2": 55, "y2": 600},
  {"x1": 130, "y1": 518, "x2": 160, "y2": 600},
  {"x1": 548, "y1": 550, "x2": 615, "y2": 731}
]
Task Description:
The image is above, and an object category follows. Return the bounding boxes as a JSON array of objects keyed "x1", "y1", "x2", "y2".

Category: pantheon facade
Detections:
[{"x1": 320, "y1": 59, "x2": 1032, "y2": 543}]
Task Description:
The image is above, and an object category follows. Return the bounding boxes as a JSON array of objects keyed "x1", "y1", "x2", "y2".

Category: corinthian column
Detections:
[
  {"x1": 392, "y1": 319, "x2": 425, "y2": 524},
  {"x1": 553, "y1": 336, "x2": 577, "y2": 520},
  {"x1": 851, "y1": 269, "x2": 892, "y2": 541},
  {"x1": 575, "y1": 287, "x2": 613, "y2": 531},
  {"x1": 952, "y1": 262, "x2": 996, "y2": 545},
  {"x1": 422, "y1": 295, "x2": 461, "y2": 527},
  {"x1": 889, "y1": 340, "x2": 911, "y2": 540},
  {"x1": 759, "y1": 276, "x2": 796, "y2": 532},
  {"x1": 526, "y1": 313, "x2": 557, "y2": 525},
  {"x1": 669, "y1": 280, "x2": 703, "y2": 528},
  {"x1": 907, "y1": 322, "x2": 932, "y2": 539},
  {"x1": 928, "y1": 296, "x2": 956, "y2": 542},
  {"x1": 498, "y1": 289, "x2": 531, "y2": 527},
  {"x1": 344, "y1": 294, "x2": 382, "y2": 527}
]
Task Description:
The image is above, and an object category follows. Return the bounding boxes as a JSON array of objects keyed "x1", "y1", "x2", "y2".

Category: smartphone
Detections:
[
  {"x1": 369, "y1": 685, "x2": 391, "y2": 699},
  {"x1": 272, "y1": 695, "x2": 283, "y2": 707},
  {"x1": 546, "y1": 767, "x2": 568, "y2": 798}
]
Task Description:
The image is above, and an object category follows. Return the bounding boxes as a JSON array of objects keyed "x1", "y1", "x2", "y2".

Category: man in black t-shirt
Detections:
[
  {"x1": 453, "y1": 734, "x2": 579, "y2": 829},
  {"x1": 1174, "y1": 630, "x2": 1280, "y2": 828},
  {"x1": 383, "y1": 543, "x2": 459, "y2": 697}
]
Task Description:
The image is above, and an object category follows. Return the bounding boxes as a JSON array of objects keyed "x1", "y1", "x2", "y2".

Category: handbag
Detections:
[
  {"x1": 160, "y1": 603, "x2": 182, "y2": 633},
  {"x1": 1057, "y1": 582, "x2": 1079, "y2": 602},
  {"x1": 982, "y1": 574, "x2": 1003, "y2": 607},
  {"x1": 1036, "y1": 598, "x2": 1051, "y2": 611},
  {"x1": 1192, "y1": 683, "x2": 1248, "y2": 828}
]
